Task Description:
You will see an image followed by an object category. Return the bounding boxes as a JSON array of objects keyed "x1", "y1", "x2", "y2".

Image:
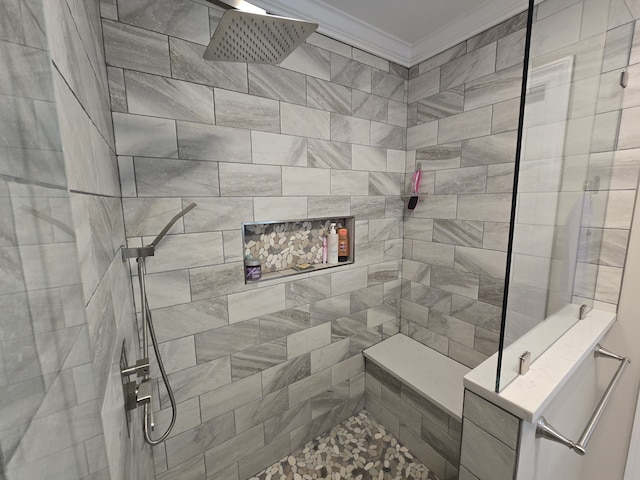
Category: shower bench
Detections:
[{"x1": 363, "y1": 334, "x2": 470, "y2": 479}]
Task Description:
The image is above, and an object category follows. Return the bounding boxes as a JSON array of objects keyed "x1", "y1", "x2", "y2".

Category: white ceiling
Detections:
[{"x1": 251, "y1": 0, "x2": 530, "y2": 67}]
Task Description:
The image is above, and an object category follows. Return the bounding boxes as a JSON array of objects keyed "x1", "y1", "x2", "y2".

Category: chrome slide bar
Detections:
[{"x1": 536, "y1": 344, "x2": 630, "y2": 455}]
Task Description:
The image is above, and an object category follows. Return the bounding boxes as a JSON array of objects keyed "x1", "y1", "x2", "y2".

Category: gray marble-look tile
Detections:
[
  {"x1": 262, "y1": 354, "x2": 311, "y2": 395},
  {"x1": 161, "y1": 356, "x2": 231, "y2": 407},
  {"x1": 259, "y1": 306, "x2": 310, "y2": 343},
  {"x1": 164, "y1": 411, "x2": 235, "y2": 469},
  {"x1": 497, "y1": 29, "x2": 526, "y2": 71},
  {"x1": 307, "y1": 196, "x2": 351, "y2": 218},
  {"x1": 183, "y1": 197, "x2": 252, "y2": 232},
  {"x1": 369, "y1": 217, "x2": 401, "y2": 242},
  {"x1": 152, "y1": 297, "x2": 228, "y2": 343},
  {"x1": 403, "y1": 259, "x2": 431, "y2": 286},
  {"x1": 457, "y1": 194, "x2": 512, "y2": 222},
  {"x1": 306, "y1": 33, "x2": 352, "y2": 58},
  {"x1": 249, "y1": 64, "x2": 306, "y2": 105},
  {"x1": 455, "y1": 246, "x2": 507, "y2": 280},
  {"x1": 215, "y1": 88, "x2": 280, "y2": 132},
  {"x1": 287, "y1": 322, "x2": 332, "y2": 359},
  {"x1": 235, "y1": 387, "x2": 289, "y2": 434},
  {"x1": 405, "y1": 194, "x2": 457, "y2": 220},
  {"x1": 113, "y1": 112, "x2": 177, "y2": 158},
  {"x1": 403, "y1": 217, "x2": 433, "y2": 241},
  {"x1": 579, "y1": 227, "x2": 629, "y2": 267},
  {"x1": 280, "y1": 42, "x2": 331, "y2": 81},
  {"x1": 602, "y1": 21, "x2": 634, "y2": 73},
  {"x1": 143, "y1": 230, "x2": 224, "y2": 274},
  {"x1": 478, "y1": 275, "x2": 504, "y2": 307},
  {"x1": 372, "y1": 69, "x2": 405, "y2": 102},
  {"x1": 308, "y1": 139, "x2": 351, "y2": 170},
  {"x1": 465, "y1": 64, "x2": 523, "y2": 111},
  {"x1": 177, "y1": 121, "x2": 251, "y2": 163},
  {"x1": 463, "y1": 391, "x2": 519, "y2": 450},
  {"x1": 492, "y1": 98, "x2": 520, "y2": 134},
  {"x1": 118, "y1": 0, "x2": 210, "y2": 45},
  {"x1": 199, "y1": 374, "x2": 262, "y2": 424},
  {"x1": 123, "y1": 197, "x2": 183, "y2": 237},
  {"x1": 441, "y1": 43, "x2": 497, "y2": 90},
  {"x1": 189, "y1": 262, "x2": 246, "y2": 300},
  {"x1": 433, "y1": 220, "x2": 483, "y2": 247},
  {"x1": 350, "y1": 285, "x2": 384, "y2": 314},
  {"x1": 371, "y1": 122, "x2": 405, "y2": 150},
  {"x1": 369, "y1": 261, "x2": 400, "y2": 286},
  {"x1": 438, "y1": 107, "x2": 492, "y2": 144},
  {"x1": 407, "y1": 121, "x2": 438, "y2": 150},
  {"x1": 408, "y1": 68, "x2": 440, "y2": 104},
  {"x1": 251, "y1": 131, "x2": 307, "y2": 167},
  {"x1": 595, "y1": 265, "x2": 623, "y2": 304},
  {"x1": 460, "y1": 420, "x2": 516, "y2": 480},
  {"x1": 102, "y1": 19, "x2": 170, "y2": 76},
  {"x1": 416, "y1": 143, "x2": 462, "y2": 171},
  {"x1": 195, "y1": 319, "x2": 260, "y2": 363},
  {"x1": 429, "y1": 309, "x2": 476, "y2": 348},
  {"x1": 618, "y1": 106, "x2": 640, "y2": 150},
  {"x1": 134, "y1": 157, "x2": 219, "y2": 197},
  {"x1": 451, "y1": 295, "x2": 502, "y2": 333},
  {"x1": 331, "y1": 169, "x2": 369, "y2": 196},
  {"x1": 204, "y1": 425, "x2": 265, "y2": 478},
  {"x1": 331, "y1": 267, "x2": 369, "y2": 297},
  {"x1": 435, "y1": 166, "x2": 487, "y2": 195},
  {"x1": 352, "y1": 144, "x2": 386, "y2": 171},
  {"x1": 411, "y1": 240, "x2": 454, "y2": 268},
  {"x1": 354, "y1": 49, "x2": 389, "y2": 71},
  {"x1": 281, "y1": 102, "x2": 330, "y2": 140},
  {"x1": 331, "y1": 53, "x2": 372, "y2": 92},
  {"x1": 107, "y1": 67, "x2": 126, "y2": 113},
  {"x1": 430, "y1": 266, "x2": 479, "y2": 299},
  {"x1": 352, "y1": 90, "x2": 388, "y2": 122},
  {"x1": 351, "y1": 196, "x2": 385, "y2": 219},
  {"x1": 388, "y1": 99, "x2": 408, "y2": 127},
  {"x1": 419, "y1": 42, "x2": 467, "y2": 75},
  {"x1": 390, "y1": 62, "x2": 409, "y2": 80},
  {"x1": 330, "y1": 113, "x2": 370, "y2": 145},
  {"x1": 264, "y1": 400, "x2": 312, "y2": 444},
  {"x1": 169, "y1": 37, "x2": 248, "y2": 93},
  {"x1": 282, "y1": 167, "x2": 330, "y2": 196},
  {"x1": 417, "y1": 86, "x2": 464, "y2": 123},
  {"x1": 218, "y1": 163, "x2": 281, "y2": 197},
  {"x1": 125, "y1": 70, "x2": 214, "y2": 123},
  {"x1": 487, "y1": 163, "x2": 514, "y2": 193},
  {"x1": 285, "y1": 277, "x2": 331, "y2": 309},
  {"x1": 369, "y1": 172, "x2": 401, "y2": 196},
  {"x1": 307, "y1": 77, "x2": 351, "y2": 115},
  {"x1": 231, "y1": 339, "x2": 287, "y2": 381},
  {"x1": 309, "y1": 294, "x2": 351, "y2": 326},
  {"x1": 227, "y1": 284, "x2": 286, "y2": 324}
]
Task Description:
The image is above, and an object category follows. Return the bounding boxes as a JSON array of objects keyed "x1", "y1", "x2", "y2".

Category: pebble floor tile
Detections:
[{"x1": 249, "y1": 410, "x2": 439, "y2": 480}]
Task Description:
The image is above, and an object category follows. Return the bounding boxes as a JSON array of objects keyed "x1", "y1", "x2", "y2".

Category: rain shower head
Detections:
[{"x1": 204, "y1": 0, "x2": 318, "y2": 64}]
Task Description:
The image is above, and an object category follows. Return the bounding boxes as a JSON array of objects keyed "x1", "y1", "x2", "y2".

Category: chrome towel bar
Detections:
[{"x1": 536, "y1": 344, "x2": 630, "y2": 455}]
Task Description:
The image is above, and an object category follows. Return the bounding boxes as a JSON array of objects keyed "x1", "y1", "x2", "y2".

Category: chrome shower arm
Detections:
[{"x1": 149, "y1": 202, "x2": 197, "y2": 249}]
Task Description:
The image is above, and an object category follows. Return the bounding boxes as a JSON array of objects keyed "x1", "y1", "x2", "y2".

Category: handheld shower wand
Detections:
[{"x1": 121, "y1": 202, "x2": 197, "y2": 445}]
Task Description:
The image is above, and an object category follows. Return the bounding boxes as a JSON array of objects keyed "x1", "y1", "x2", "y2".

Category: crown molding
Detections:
[
  {"x1": 250, "y1": 0, "x2": 413, "y2": 66},
  {"x1": 410, "y1": 0, "x2": 529, "y2": 65},
  {"x1": 250, "y1": 0, "x2": 530, "y2": 67}
]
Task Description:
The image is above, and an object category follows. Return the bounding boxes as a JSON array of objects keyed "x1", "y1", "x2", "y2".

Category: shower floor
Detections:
[{"x1": 249, "y1": 410, "x2": 438, "y2": 480}]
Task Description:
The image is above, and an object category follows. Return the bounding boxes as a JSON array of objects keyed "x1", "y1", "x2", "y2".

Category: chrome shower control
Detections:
[{"x1": 120, "y1": 358, "x2": 149, "y2": 378}]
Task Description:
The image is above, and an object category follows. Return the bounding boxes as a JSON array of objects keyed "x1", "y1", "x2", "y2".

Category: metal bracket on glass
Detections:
[
  {"x1": 536, "y1": 344, "x2": 630, "y2": 455},
  {"x1": 579, "y1": 304, "x2": 588, "y2": 320},
  {"x1": 621, "y1": 70, "x2": 629, "y2": 88},
  {"x1": 519, "y1": 351, "x2": 531, "y2": 375}
]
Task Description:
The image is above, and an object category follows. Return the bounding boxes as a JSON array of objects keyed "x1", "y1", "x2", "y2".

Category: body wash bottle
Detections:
[
  {"x1": 327, "y1": 223, "x2": 339, "y2": 264},
  {"x1": 337, "y1": 225, "x2": 349, "y2": 262}
]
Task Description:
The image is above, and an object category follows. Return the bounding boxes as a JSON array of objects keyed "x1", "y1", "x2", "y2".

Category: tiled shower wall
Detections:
[
  {"x1": 1, "y1": 0, "x2": 150, "y2": 478},
  {"x1": 43, "y1": 0, "x2": 153, "y2": 479},
  {"x1": 102, "y1": 0, "x2": 406, "y2": 478},
  {"x1": 401, "y1": 13, "x2": 527, "y2": 368}
]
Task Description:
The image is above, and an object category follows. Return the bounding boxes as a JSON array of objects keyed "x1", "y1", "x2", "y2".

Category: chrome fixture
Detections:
[
  {"x1": 536, "y1": 344, "x2": 630, "y2": 455},
  {"x1": 121, "y1": 202, "x2": 197, "y2": 445},
  {"x1": 518, "y1": 351, "x2": 531, "y2": 375},
  {"x1": 204, "y1": 0, "x2": 318, "y2": 64}
]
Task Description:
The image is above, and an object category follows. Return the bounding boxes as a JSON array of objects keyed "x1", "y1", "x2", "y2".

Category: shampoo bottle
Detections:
[
  {"x1": 337, "y1": 225, "x2": 349, "y2": 262},
  {"x1": 327, "y1": 223, "x2": 339, "y2": 264}
]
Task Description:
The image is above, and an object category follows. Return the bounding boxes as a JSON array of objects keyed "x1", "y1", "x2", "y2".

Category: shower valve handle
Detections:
[{"x1": 121, "y1": 358, "x2": 150, "y2": 378}]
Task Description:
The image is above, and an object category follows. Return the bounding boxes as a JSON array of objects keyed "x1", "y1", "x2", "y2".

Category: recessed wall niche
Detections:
[{"x1": 242, "y1": 216, "x2": 355, "y2": 282}]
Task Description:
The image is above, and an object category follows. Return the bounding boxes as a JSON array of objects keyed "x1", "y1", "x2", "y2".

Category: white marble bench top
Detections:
[{"x1": 363, "y1": 334, "x2": 470, "y2": 420}]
